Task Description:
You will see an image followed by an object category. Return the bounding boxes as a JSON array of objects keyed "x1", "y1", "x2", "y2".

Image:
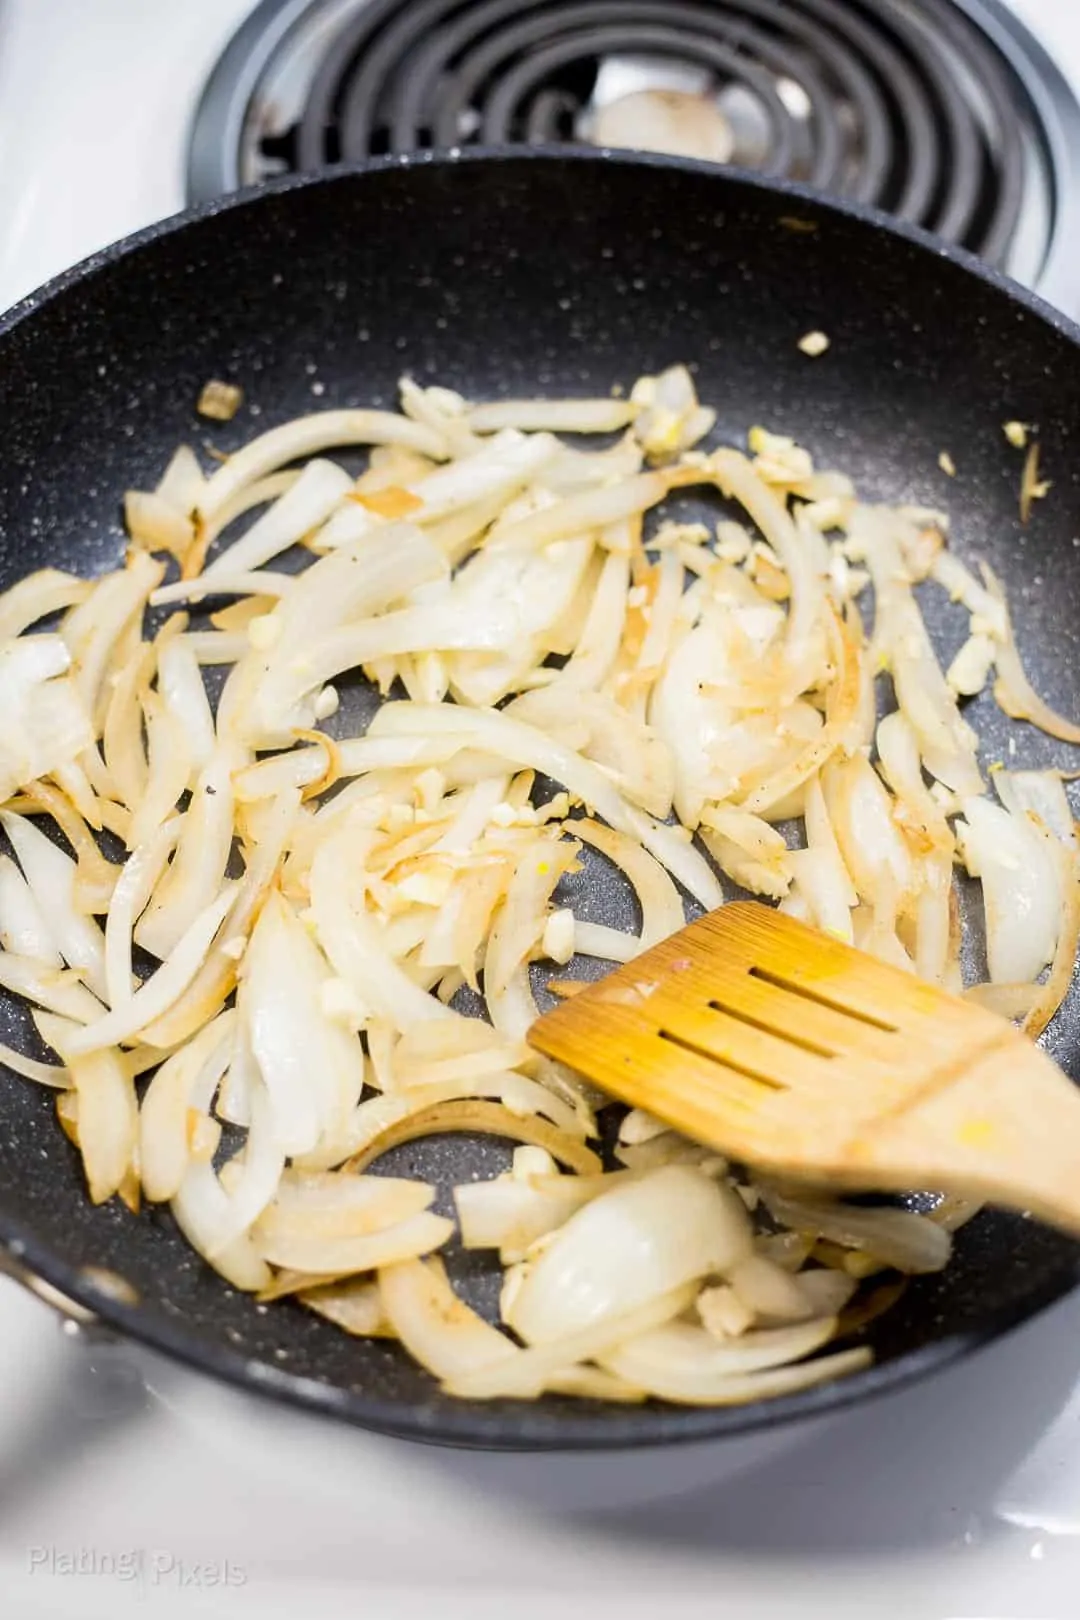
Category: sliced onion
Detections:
[
  {"x1": 345, "y1": 1099, "x2": 602, "y2": 1176},
  {"x1": 625, "y1": 808, "x2": 725, "y2": 910},
  {"x1": 443, "y1": 537, "x2": 596, "y2": 708},
  {"x1": 821, "y1": 754, "x2": 912, "y2": 907},
  {"x1": 711, "y1": 449, "x2": 825, "y2": 693},
  {"x1": 964, "y1": 981, "x2": 1041, "y2": 1019},
  {"x1": 393, "y1": 1017, "x2": 529, "y2": 1087},
  {"x1": 406, "y1": 430, "x2": 558, "y2": 521},
  {"x1": 0, "y1": 638, "x2": 94, "y2": 802},
  {"x1": 0, "y1": 1038, "x2": 66, "y2": 1087},
  {"x1": 600, "y1": 1322, "x2": 870, "y2": 1404},
  {"x1": 398, "y1": 379, "x2": 477, "y2": 459},
  {"x1": 102, "y1": 640, "x2": 152, "y2": 813},
  {"x1": 572, "y1": 820, "x2": 684, "y2": 947},
  {"x1": 468, "y1": 398, "x2": 639, "y2": 434},
  {"x1": 385, "y1": 1252, "x2": 646, "y2": 1400},
  {"x1": 2, "y1": 811, "x2": 109, "y2": 1000},
  {"x1": 197, "y1": 411, "x2": 448, "y2": 522},
  {"x1": 728, "y1": 1253, "x2": 816, "y2": 1322},
  {"x1": 506, "y1": 1166, "x2": 752, "y2": 1347},
  {"x1": 382, "y1": 1250, "x2": 628, "y2": 1406},
  {"x1": 104, "y1": 817, "x2": 182, "y2": 1009},
  {"x1": 64, "y1": 887, "x2": 235, "y2": 1056},
  {"x1": 138, "y1": 787, "x2": 299, "y2": 1050},
  {"x1": 758, "y1": 1186, "x2": 952, "y2": 1273},
  {"x1": 788, "y1": 781, "x2": 856, "y2": 943},
  {"x1": 506, "y1": 687, "x2": 673, "y2": 819},
  {"x1": 299, "y1": 1277, "x2": 393, "y2": 1337},
  {"x1": 152, "y1": 570, "x2": 294, "y2": 609},
  {"x1": 257, "y1": 1173, "x2": 434, "y2": 1243},
  {"x1": 431, "y1": 775, "x2": 511, "y2": 855},
  {"x1": 484, "y1": 835, "x2": 578, "y2": 998},
  {"x1": 201, "y1": 459, "x2": 354, "y2": 581},
  {"x1": 288, "y1": 1092, "x2": 414, "y2": 1175},
  {"x1": 125, "y1": 489, "x2": 194, "y2": 562},
  {"x1": 0, "y1": 569, "x2": 92, "y2": 641},
  {"x1": 555, "y1": 551, "x2": 629, "y2": 691},
  {"x1": 701, "y1": 807, "x2": 794, "y2": 902},
  {"x1": 138, "y1": 1011, "x2": 235, "y2": 1202},
  {"x1": 171, "y1": 1156, "x2": 272, "y2": 1292},
  {"x1": 155, "y1": 443, "x2": 206, "y2": 516},
  {"x1": 157, "y1": 637, "x2": 216, "y2": 775},
  {"x1": 484, "y1": 963, "x2": 543, "y2": 1044},
  {"x1": 308, "y1": 830, "x2": 452, "y2": 1030},
  {"x1": 929, "y1": 550, "x2": 1007, "y2": 639},
  {"x1": 242, "y1": 890, "x2": 364, "y2": 1155},
  {"x1": 991, "y1": 577, "x2": 1080, "y2": 741},
  {"x1": 544, "y1": 1367, "x2": 648, "y2": 1403},
  {"x1": 958, "y1": 796, "x2": 1060, "y2": 984},
  {"x1": 740, "y1": 608, "x2": 862, "y2": 816},
  {"x1": 129, "y1": 693, "x2": 191, "y2": 849},
  {"x1": 854, "y1": 507, "x2": 982, "y2": 794},
  {"x1": 995, "y1": 768, "x2": 1077, "y2": 847},
  {"x1": 0, "y1": 953, "x2": 104, "y2": 1023},
  {"x1": 65, "y1": 1048, "x2": 138, "y2": 1205},
  {"x1": 445, "y1": 1283, "x2": 697, "y2": 1399},
  {"x1": 214, "y1": 1013, "x2": 256, "y2": 1128},
  {"x1": 256, "y1": 1209, "x2": 452, "y2": 1275},
  {"x1": 136, "y1": 744, "x2": 243, "y2": 960},
  {"x1": 992, "y1": 775, "x2": 1080, "y2": 1037},
  {"x1": 486, "y1": 471, "x2": 666, "y2": 553},
  {"x1": 455, "y1": 1170, "x2": 618, "y2": 1258},
  {"x1": 875, "y1": 710, "x2": 953, "y2": 852},
  {"x1": 0, "y1": 852, "x2": 62, "y2": 964},
  {"x1": 573, "y1": 922, "x2": 642, "y2": 962},
  {"x1": 205, "y1": 1079, "x2": 286, "y2": 1255},
  {"x1": 795, "y1": 1268, "x2": 858, "y2": 1317},
  {"x1": 62, "y1": 553, "x2": 163, "y2": 726},
  {"x1": 380, "y1": 1257, "x2": 517, "y2": 1381},
  {"x1": 19, "y1": 781, "x2": 121, "y2": 913},
  {"x1": 370, "y1": 701, "x2": 635, "y2": 833}
]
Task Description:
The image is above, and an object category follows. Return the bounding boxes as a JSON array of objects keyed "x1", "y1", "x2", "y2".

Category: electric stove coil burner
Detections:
[{"x1": 188, "y1": 0, "x2": 1080, "y2": 296}]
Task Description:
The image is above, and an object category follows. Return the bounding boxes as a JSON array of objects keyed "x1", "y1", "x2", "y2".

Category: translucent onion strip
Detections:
[
  {"x1": 468, "y1": 398, "x2": 639, "y2": 435},
  {"x1": 197, "y1": 410, "x2": 449, "y2": 521},
  {"x1": 104, "y1": 816, "x2": 182, "y2": 1009},
  {"x1": 64, "y1": 889, "x2": 236, "y2": 1056},
  {"x1": 600, "y1": 1327, "x2": 871, "y2": 1405},
  {"x1": 346, "y1": 1099, "x2": 603, "y2": 1176}
]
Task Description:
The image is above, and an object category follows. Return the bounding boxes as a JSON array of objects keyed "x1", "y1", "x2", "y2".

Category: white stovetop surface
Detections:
[
  {"x1": 2, "y1": 2, "x2": 1080, "y2": 1617},
  {"x1": 4, "y1": 1280, "x2": 1080, "y2": 1620}
]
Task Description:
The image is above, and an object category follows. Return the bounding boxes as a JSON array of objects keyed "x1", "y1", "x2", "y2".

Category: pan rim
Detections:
[
  {"x1": 1, "y1": 148, "x2": 1079, "y2": 1450},
  {"x1": 5, "y1": 1205, "x2": 1079, "y2": 1451},
  {"x1": 4, "y1": 145, "x2": 1080, "y2": 350}
]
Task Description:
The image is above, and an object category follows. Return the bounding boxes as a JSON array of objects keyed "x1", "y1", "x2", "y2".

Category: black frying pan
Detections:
[{"x1": 1, "y1": 150, "x2": 1079, "y2": 1452}]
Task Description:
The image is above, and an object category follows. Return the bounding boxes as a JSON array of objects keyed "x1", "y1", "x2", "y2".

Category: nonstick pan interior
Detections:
[{"x1": 0, "y1": 151, "x2": 1079, "y2": 1450}]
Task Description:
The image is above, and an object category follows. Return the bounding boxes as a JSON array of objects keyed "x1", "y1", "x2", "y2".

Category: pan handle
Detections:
[{"x1": 0, "y1": 1245, "x2": 115, "y2": 1341}]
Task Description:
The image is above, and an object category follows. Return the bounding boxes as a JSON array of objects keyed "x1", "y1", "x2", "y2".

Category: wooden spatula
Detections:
[{"x1": 527, "y1": 901, "x2": 1080, "y2": 1236}]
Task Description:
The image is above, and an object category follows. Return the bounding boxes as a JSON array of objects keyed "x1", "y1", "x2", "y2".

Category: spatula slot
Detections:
[
  {"x1": 657, "y1": 1028, "x2": 788, "y2": 1092},
  {"x1": 706, "y1": 1000, "x2": 837, "y2": 1060},
  {"x1": 747, "y1": 966, "x2": 899, "y2": 1034}
]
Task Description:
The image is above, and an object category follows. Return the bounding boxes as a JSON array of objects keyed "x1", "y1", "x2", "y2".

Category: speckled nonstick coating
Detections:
[{"x1": 1, "y1": 150, "x2": 1079, "y2": 1451}]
